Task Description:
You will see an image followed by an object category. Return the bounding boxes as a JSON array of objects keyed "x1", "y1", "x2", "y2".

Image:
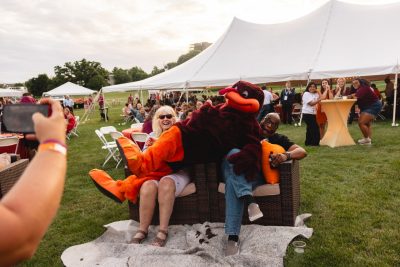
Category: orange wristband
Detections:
[{"x1": 38, "y1": 142, "x2": 67, "y2": 156}]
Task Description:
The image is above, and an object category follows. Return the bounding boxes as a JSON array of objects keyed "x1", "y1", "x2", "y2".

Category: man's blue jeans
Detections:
[{"x1": 222, "y1": 148, "x2": 265, "y2": 236}]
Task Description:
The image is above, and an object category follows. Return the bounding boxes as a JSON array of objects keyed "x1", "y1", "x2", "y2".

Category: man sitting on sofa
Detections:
[{"x1": 223, "y1": 112, "x2": 307, "y2": 256}]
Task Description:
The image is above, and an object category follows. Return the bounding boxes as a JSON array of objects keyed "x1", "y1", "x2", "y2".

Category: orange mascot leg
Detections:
[
  {"x1": 89, "y1": 167, "x2": 171, "y2": 203},
  {"x1": 89, "y1": 125, "x2": 184, "y2": 203}
]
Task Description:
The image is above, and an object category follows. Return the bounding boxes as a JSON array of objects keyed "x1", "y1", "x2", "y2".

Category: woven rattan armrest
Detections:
[
  {"x1": 278, "y1": 160, "x2": 300, "y2": 226},
  {"x1": 0, "y1": 159, "x2": 29, "y2": 198}
]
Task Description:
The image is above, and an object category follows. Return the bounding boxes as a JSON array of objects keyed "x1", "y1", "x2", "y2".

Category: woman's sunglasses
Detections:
[{"x1": 159, "y1": 114, "x2": 173, "y2": 120}]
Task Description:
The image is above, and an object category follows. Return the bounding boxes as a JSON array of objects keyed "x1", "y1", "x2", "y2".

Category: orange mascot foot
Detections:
[
  {"x1": 89, "y1": 169, "x2": 171, "y2": 204},
  {"x1": 89, "y1": 169, "x2": 127, "y2": 203}
]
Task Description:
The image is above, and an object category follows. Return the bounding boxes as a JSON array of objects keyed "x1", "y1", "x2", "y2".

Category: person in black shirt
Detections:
[
  {"x1": 223, "y1": 112, "x2": 307, "y2": 256},
  {"x1": 280, "y1": 81, "x2": 296, "y2": 124}
]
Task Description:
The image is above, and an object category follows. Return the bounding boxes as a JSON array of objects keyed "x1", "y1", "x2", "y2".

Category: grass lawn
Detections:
[{"x1": 21, "y1": 92, "x2": 399, "y2": 266}]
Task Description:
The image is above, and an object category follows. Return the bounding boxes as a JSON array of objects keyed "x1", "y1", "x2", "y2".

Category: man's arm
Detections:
[
  {"x1": 270, "y1": 144, "x2": 307, "y2": 166},
  {"x1": 0, "y1": 99, "x2": 66, "y2": 266},
  {"x1": 286, "y1": 144, "x2": 307, "y2": 160}
]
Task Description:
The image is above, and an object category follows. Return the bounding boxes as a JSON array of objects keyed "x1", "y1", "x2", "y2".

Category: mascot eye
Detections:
[{"x1": 241, "y1": 90, "x2": 249, "y2": 98}]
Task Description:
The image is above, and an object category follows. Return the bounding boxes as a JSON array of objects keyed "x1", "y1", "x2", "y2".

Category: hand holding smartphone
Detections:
[{"x1": 2, "y1": 104, "x2": 49, "y2": 134}]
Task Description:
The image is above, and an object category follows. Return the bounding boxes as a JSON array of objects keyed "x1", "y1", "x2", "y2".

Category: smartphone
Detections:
[{"x1": 2, "y1": 104, "x2": 49, "y2": 133}]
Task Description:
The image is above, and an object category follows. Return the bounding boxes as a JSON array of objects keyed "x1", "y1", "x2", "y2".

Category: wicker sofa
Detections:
[
  {"x1": 207, "y1": 160, "x2": 300, "y2": 226},
  {"x1": 128, "y1": 160, "x2": 300, "y2": 226},
  {"x1": 0, "y1": 159, "x2": 29, "y2": 199}
]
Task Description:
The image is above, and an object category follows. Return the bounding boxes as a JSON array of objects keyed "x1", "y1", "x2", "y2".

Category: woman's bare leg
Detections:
[
  {"x1": 358, "y1": 113, "x2": 374, "y2": 139},
  {"x1": 153, "y1": 177, "x2": 176, "y2": 244},
  {"x1": 134, "y1": 180, "x2": 158, "y2": 239}
]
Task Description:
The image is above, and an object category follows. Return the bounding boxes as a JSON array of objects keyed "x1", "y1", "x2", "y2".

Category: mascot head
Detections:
[{"x1": 218, "y1": 81, "x2": 264, "y2": 113}]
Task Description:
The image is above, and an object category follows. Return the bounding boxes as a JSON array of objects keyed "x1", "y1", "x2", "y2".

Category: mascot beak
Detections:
[{"x1": 219, "y1": 86, "x2": 260, "y2": 113}]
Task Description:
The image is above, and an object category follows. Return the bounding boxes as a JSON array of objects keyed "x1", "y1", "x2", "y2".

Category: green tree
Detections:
[
  {"x1": 164, "y1": 62, "x2": 178, "y2": 70},
  {"x1": 150, "y1": 66, "x2": 165, "y2": 76},
  {"x1": 53, "y1": 58, "x2": 109, "y2": 90},
  {"x1": 176, "y1": 50, "x2": 202, "y2": 65},
  {"x1": 153, "y1": 42, "x2": 211, "y2": 73},
  {"x1": 128, "y1": 66, "x2": 148, "y2": 81},
  {"x1": 25, "y1": 74, "x2": 50, "y2": 97},
  {"x1": 112, "y1": 67, "x2": 132, "y2": 84},
  {"x1": 87, "y1": 75, "x2": 107, "y2": 90},
  {"x1": 47, "y1": 76, "x2": 65, "y2": 90}
]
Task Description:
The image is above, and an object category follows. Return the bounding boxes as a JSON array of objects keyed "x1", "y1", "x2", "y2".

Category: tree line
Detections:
[{"x1": 25, "y1": 42, "x2": 211, "y2": 97}]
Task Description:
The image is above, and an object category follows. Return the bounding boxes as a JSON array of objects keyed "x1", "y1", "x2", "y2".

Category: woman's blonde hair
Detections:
[
  {"x1": 152, "y1": 105, "x2": 177, "y2": 137},
  {"x1": 336, "y1": 77, "x2": 346, "y2": 88}
]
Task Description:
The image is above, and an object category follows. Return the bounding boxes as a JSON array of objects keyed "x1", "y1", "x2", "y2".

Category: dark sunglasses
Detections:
[{"x1": 159, "y1": 114, "x2": 173, "y2": 120}]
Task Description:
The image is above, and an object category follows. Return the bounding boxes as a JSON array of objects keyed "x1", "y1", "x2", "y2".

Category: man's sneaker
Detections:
[
  {"x1": 225, "y1": 240, "x2": 240, "y2": 256},
  {"x1": 357, "y1": 138, "x2": 371, "y2": 145},
  {"x1": 248, "y1": 203, "x2": 263, "y2": 222}
]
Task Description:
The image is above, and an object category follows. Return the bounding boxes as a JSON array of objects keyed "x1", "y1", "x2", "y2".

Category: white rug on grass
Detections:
[{"x1": 61, "y1": 214, "x2": 312, "y2": 267}]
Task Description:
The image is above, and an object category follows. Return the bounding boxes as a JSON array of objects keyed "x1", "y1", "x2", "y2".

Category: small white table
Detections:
[{"x1": 320, "y1": 99, "x2": 357, "y2": 148}]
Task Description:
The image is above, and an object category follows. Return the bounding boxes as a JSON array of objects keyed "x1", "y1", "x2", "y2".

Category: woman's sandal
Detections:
[
  {"x1": 151, "y1": 229, "x2": 168, "y2": 247},
  {"x1": 131, "y1": 230, "x2": 148, "y2": 244}
]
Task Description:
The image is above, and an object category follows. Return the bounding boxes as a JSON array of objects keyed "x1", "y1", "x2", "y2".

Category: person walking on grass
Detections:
[{"x1": 348, "y1": 78, "x2": 382, "y2": 145}]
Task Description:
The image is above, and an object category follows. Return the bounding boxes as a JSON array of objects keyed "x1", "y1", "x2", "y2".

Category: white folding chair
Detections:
[
  {"x1": 130, "y1": 123, "x2": 144, "y2": 131},
  {"x1": 100, "y1": 126, "x2": 117, "y2": 135},
  {"x1": 95, "y1": 130, "x2": 120, "y2": 168},
  {"x1": 291, "y1": 103, "x2": 302, "y2": 126},
  {"x1": 71, "y1": 116, "x2": 80, "y2": 136},
  {"x1": 131, "y1": 132, "x2": 149, "y2": 143},
  {"x1": 109, "y1": 131, "x2": 124, "y2": 140},
  {"x1": 109, "y1": 131, "x2": 124, "y2": 168},
  {"x1": 0, "y1": 136, "x2": 19, "y2": 154},
  {"x1": 100, "y1": 126, "x2": 118, "y2": 143}
]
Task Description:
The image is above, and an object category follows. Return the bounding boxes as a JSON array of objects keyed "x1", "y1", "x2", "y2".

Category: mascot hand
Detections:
[{"x1": 228, "y1": 150, "x2": 260, "y2": 181}]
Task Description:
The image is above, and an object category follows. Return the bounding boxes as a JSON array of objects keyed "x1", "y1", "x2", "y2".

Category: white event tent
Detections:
[
  {"x1": 43, "y1": 82, "x2": 96, "y2": 97},
  {"x1": 103, "y1": 0, "x2": 400, "y2": 124},
  {"x1": 103, "y1": 0, "x2": 400, "y2": 92},
  {"x1": 0, "y1": 88, "x2": 23, "y2": 98}
]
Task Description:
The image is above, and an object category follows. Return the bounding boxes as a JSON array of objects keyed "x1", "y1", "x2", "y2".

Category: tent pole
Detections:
[
  {"x1": 392, "y1": 64, "x2": 399, "y2": 127},
  {"x1": 102, "y1": 88, "x2": 108, "y2": 122},
  {"x1": 185, "y1": 81, "x2": 189, "y2": 103},
  {"x1": 82, "y1": 88, "x2": 101, "y2": 123}
]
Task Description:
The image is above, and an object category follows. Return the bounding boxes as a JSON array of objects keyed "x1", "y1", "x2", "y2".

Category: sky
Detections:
[{"x1": 1, "y1": 0, "x2": 399, "y2": 83}]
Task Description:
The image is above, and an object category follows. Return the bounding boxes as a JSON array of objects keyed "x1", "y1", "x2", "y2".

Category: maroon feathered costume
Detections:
[{"x1": 89, "y1": 81, "x2": 265, "y2": 203}]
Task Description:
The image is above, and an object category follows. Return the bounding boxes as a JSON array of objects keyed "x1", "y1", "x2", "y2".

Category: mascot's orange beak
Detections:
[{"x1": 219, "y1": 87, "x2": 260, "y2": 113}]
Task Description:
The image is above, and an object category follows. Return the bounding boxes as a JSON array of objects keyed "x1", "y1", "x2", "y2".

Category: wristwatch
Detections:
[{"x1": 284, "y1": 152, "x2": 291, "y2": 161}]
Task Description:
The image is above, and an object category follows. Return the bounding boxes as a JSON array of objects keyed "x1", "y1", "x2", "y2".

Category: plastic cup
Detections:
[{"x1": 292, "y1": 240, "x2": 306, "y2": 253}]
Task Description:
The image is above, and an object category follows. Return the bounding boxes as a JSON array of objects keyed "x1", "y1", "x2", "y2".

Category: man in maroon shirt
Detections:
[{"x1": 20, "y1": 93, "x2": 36, "y2": 104}]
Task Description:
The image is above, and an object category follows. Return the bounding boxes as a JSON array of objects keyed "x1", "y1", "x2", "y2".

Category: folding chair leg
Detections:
[
  {"x1": 103, "y1": 153, "x2": 114, "y2": 166},
  {"x1": 115, "y1": 158, "x2": 122, "y2": 168}
]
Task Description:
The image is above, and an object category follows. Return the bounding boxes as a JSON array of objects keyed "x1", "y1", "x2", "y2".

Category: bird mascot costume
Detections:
[{"x1": 89, "y1": 81, "x2": 265, "y2": 203}]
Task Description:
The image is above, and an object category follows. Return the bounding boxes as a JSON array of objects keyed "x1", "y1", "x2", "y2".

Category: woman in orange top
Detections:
[{"x1": 316, "y1": 79, "x2": 333, "y2": 139}]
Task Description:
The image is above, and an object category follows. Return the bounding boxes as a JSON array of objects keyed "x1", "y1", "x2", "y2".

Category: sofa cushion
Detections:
[
  {"x1": 218, "y1": 182, "x2": 280, "y2": 196},
  {"x1": 177, "y1": 182, "x2": 196, "y2": 197}
]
